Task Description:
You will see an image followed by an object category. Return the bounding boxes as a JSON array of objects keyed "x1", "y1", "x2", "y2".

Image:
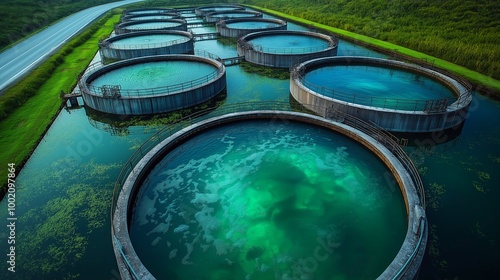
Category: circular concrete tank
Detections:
[
  {"x1": 121, "y1": 13, "x2": 182, "y2": 22},
  {"x1": 237, "y1": 30, "x2": 338, "y2": 68},
  {"x1": 78, "y1": 54, "x2": 226, "y2": 115},
  {"x1": 112, "y1": 110, "x2": 427, "y2": 280},
  {"x1": 217, "y1": 18, "x2": 287, "y2": 38},
  {"x1": 290, "y1": 56, "x2": 472, "y2": 132},
  {"x1": 99, "y1": 31, "x2": 194, "y2": 61},
  {"x1": 123, "y1": 8, "x2": 176, "y2": 16},
  {"x1": 205, "y1": 10, "x2": 263, "y2": 23},
  {"x1": 115, "y1": 19, "x2": 187, "y2": 35},
  {"x1": 195, "y1": 4, "x2": 245, "y2": 16}
]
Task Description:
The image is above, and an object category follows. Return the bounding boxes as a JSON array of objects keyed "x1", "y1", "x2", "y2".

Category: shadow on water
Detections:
[{"x1": 84, "y1": 90, "x2": 227, "y2": 135}]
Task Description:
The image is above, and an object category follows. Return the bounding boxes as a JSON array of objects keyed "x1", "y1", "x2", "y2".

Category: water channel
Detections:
[{"x1": 0, "y1": 9, "x2": 498, "y2": 280}]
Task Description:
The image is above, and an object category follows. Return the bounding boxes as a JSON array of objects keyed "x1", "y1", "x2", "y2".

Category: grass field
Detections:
[
  {"x1": 246, "y1": 5, "x2": 500, "y2": 92},
  {"x1": 0, "y1": 12, "x2": 121, "y2": 193}
]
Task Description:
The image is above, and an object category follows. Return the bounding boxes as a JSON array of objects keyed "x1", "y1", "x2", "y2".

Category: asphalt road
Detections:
[{"x1": 0, "y1": 0, "x2": 143, "y2": 94}]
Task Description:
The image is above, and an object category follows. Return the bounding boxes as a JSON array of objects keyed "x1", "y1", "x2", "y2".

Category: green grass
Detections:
[
  {"x1": 0, "y1": 12, "x2": 121, "y2": 193},
  {"x1": 245, "y1": 5, "x2": 500, "y2": 92}
]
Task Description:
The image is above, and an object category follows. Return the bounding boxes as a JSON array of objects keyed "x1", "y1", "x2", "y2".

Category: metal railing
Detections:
[
  {"x1": 109, "y1": 101, "x2": 426, "y2": 279},
  {"x1": 110, "y1": 101, "x2": 425, "y2": 225},
  {"x1": 80, "y1": 50, "x2": 224, "y2": 98},
  {"x1": 291, "y1": 57, "x2": 472, "y2": 112},
  {"x1": 103, "y1": 37, "x2": 191, "y2": 50},
  {"x1": 392, "y1": 218, "x2": 426, "y2": 280}
]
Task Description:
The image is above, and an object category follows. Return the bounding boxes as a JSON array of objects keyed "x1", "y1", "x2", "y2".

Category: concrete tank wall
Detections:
[
  {"x1": 123, "y1": 8, "x2": 176, "y2": 16},
  {"x1": 112, "y1": 110, "x2": 427, "y2": 280},
  {"x1": 121, "y1": 13, "x2": 182, "y2": 22},
  {"x1": 290, "y1": 56, "x2": 472, "y2": 133},
  {"x1": 205, "y1": 10, "x2": 262, "y2": 23},
  {"x1": 79, "y1": 55, "x2": 226, "y2": 115},
  {"x1": 237, "y1": 30, "x2": 338, "y2": 68},
  {"x1": 194, "y1": 4, "x2": 245, "y2": 16},
  {"x1": 217, "y1": 18, "x2": 287, "y2": 38},
  {"x1": 115, "y1": 19, "x2": 187, "y2": 35},
  {"x1": 99, "y1": 31, "x2": 194, "y2": 61}
]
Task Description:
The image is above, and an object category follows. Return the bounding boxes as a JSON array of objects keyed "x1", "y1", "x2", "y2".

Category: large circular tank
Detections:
[
  {"x1": 237, "y1": 30, "x2": 338, "y2": 68},
  {"x1": 99, "y1": 31, "x2": 194, "y2": 61},
  {"x1": 115, "y1": 19, "x2": 187, "y2": 35},
  {"x1": 205, "y1": 10, "x2": 263, "y2": 23},
  {"x1": 78, "y1": 54, "x2": 226, "y2": 115},
  {"x1": 195, "y1": 4, "x2": 245, "y2": 16},
  {"x1": 123, "y1": 8, "x2": 176, "y2": 16},
  {"x1": 290, "y1": 56, "x2": 472, "y2": 132},
  {"x1": 112, "y1": 110, "x2": 427, "y2": 280},
  {"x1": 217, "y1": 18, "x2": 287, "y2": 38},
  {"x1": 121, "y1": 13, "x2": 182, "y2": 22}
]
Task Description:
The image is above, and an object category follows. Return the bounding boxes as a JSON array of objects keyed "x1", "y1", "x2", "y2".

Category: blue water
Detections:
[
  {"x1": 125, "y1": 21, "x2": 181, "y2": 30},
  {"x1": 304, "y1": 65, "x2": 456, "y2": 110},
  {"x1": 90, "y1": 61, "x2": 217, "y2": 95},
  {"x1": 1, "y1": 7, "x2": 499, "y2": 280},
  {"x1": 226, "y1": 21, "x2": 282, "y2": 29},
  {"x1": 110, "y1": 34, "x2": 188, "y2": 48},
  {"x1": 128, "y1": 10, "x2": 171, "y2": 15},
  {"x1": 130, "y1": 120, "x2": 407, "y2": 280},
  {"x1": 128, "y1": 15, "x2": 178, "y2": 21},
  {"x1": 248, "y1": 34, "x2": 330, "y2": 54},
  {"x1": 211, "y1": 12, "x2": 258, "y2": 18}
]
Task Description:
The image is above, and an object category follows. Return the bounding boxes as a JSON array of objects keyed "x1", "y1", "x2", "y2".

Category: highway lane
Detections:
[{"x1": 0, "y1": 0, "x2": 143, "y2": 94}]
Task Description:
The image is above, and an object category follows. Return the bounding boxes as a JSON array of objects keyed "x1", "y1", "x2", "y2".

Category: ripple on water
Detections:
[{"x1": 130, "y1": 120, "x2": 407, "y2": 279}]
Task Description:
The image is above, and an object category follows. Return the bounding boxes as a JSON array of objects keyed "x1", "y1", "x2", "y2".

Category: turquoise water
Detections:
[
  {"x1": 128, "y1": 10, "x2": 169, "y2": 15},
  {"x1": 248, "y1": 34, "x2": 330, "y2": 54},
  {"x1": 304, "y1": 65, "x2": 456, "y2": 110},
  {"x1": 130, "y1": 120, "x2": 407, "y2": 279},
  {"x1": 226, "y1": 21, "x2": 282, "y2": 29},
  {"x1": 128, "y1": 15, "x2": 178, "y2": 21},
  {"x1": 1, "y1": 9, "x2": 499, "y2": 280},
  {"x1": 201, "y1": 7, "x2": 242, "y2": 13},
  {"x1": 110, "y1": 34, "x2": 188, "y2": 48},
  {"x1": 212, "y1": 12, "x2": 258, "y2": 18},
  {"x1": 90, "y1": 61, "x2": 217, "y2": 95},
  {"x1": 125, "y1": 21, "x2": 181, "y2": 30},
  {"x1": 189, "y1": 26, "x2": 216, "y2": 35}
]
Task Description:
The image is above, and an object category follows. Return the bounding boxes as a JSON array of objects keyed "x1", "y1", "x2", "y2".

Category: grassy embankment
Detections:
[
  {"x1": 0, "y1": 12, "x2": 121, "y2": 193},
  {"x1": 0, "y1": 0, "x2": 118, "y2": 51},
  {"x1": 244, "y1": 4, "x2": 500, "y2": 93}
]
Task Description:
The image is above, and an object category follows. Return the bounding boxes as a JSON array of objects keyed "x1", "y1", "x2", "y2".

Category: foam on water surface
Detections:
[
  {"x1": 130, "y1": 120, "x2": 407, "y2": 279},
  {"x1": 110, "y1": 34, "x2": 189, "y2": 48},
  {"x1": 125, "y1": 22, "x2": 181, "y2": 30},
  {"x1": 90, "y1": 61, "x2": 217, "y2": 94}
]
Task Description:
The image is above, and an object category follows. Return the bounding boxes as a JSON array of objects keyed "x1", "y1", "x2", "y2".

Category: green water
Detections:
[
  {"x1": 0, "y1": 10, "x2": 498, "y2": 280},
  {"x1": 248, "y1": 34, "x2": 330, "y2": 54},
  {"x1": 110, "y1": 34, "x2": 188, "y2": 48},
  {"x1": 90, "y1": 61, "x2": 217, "y2": 94},
  {"x1": 304, "y1": 65, "x2": 455, "y2": 110},
  {"x1": 226, "y1": 21, "x2": 282, "y2": 29},
  {"x1": 130, "y1": 120, "x2": 407, "y2": 279}
]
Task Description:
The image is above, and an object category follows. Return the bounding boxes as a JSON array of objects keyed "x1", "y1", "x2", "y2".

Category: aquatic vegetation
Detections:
[
  {"x1": 427, "y1": 224, "x2": 448, "y2": 272},
  {"x1": 20, "y1": 183, "x2": 112, "y2": 277},
  {"x1": 240, "y1": 61, "x2": 290, "y2": 80},
  {"x1": 4, "y1": 159, "x2": 118, "y2": 278},
  {"x1": 472, "y1": 222, "x2": 486, "y2": 239},
  {"x1": 426, "y1": 182, "x2": 446, "y2": 210},
  {"x1": 476, "y1": 171, "x2": 491, "y2": 181},
  {"x1": 473, "y1": 181, "x2": 486, "y2": 193}
]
